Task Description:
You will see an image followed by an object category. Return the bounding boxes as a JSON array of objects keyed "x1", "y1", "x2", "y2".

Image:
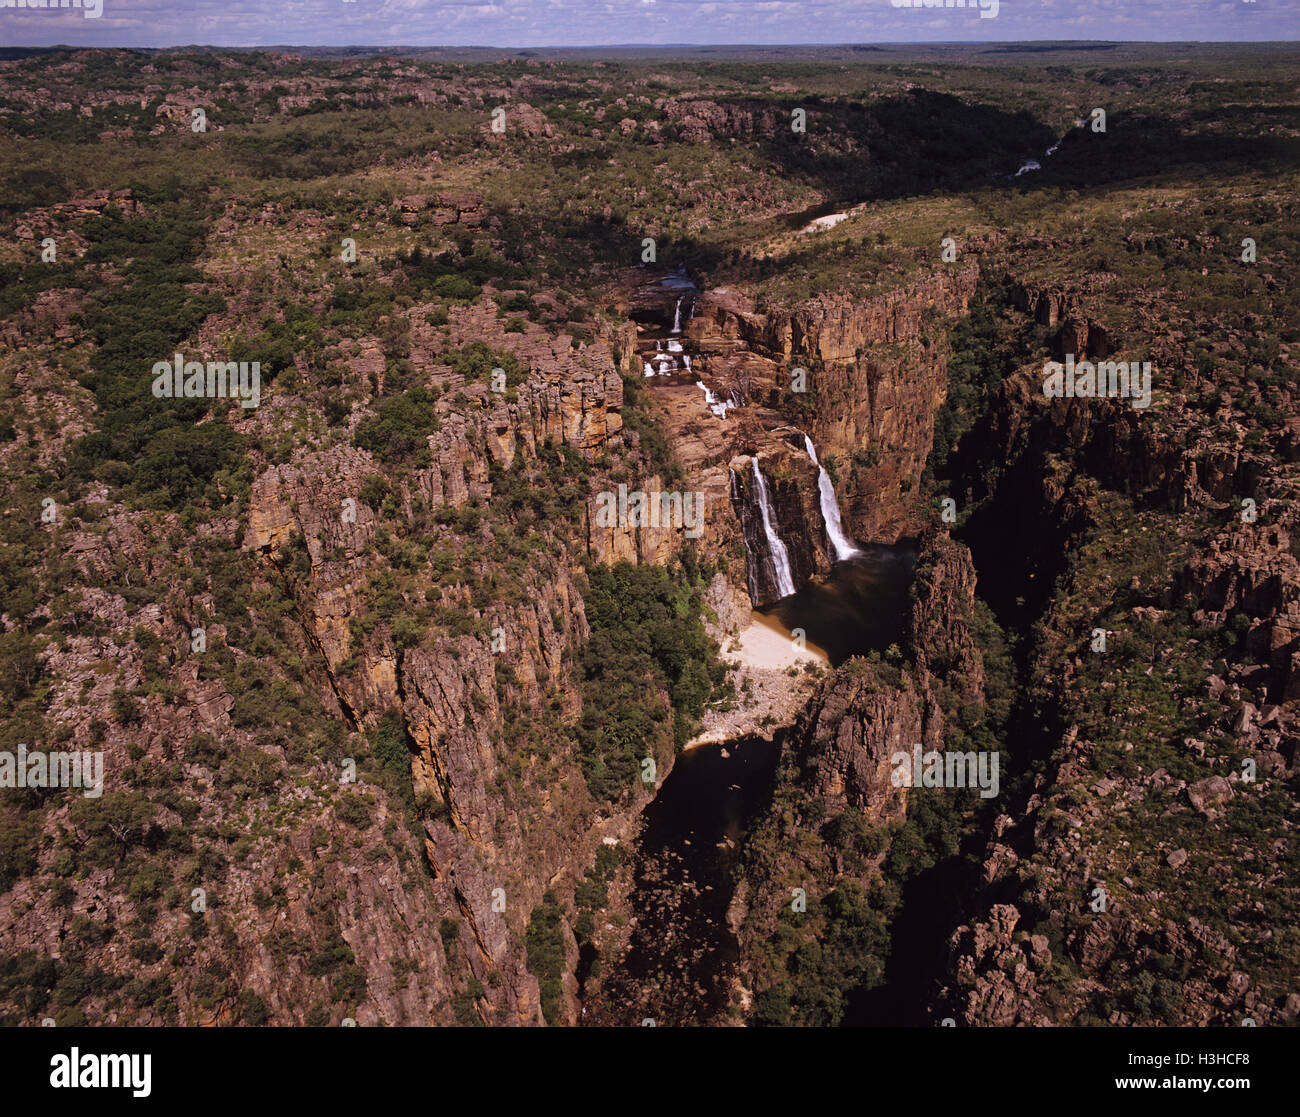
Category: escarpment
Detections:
[
  {"x1": 928, "y1": 292, "x2": 1300, "y2": 1027},
  {"x1": 7, "y1": 45, "x2": 1299, "y2": 1035},
  {"x1": 609, "y1": 261, "x2": 982, "y2": 611},
  {"x1": 0, "y1": 286, "x2": 716, "y2": 1027},
  {"x1": 724, "y1": 253, "x2": 1300, "y2": 1026},
  {"x1": 685, "y1": 263, "x2": 979, "y2": 544},
  {"x1": 231, "y1": 306, "x2": 712, "y2": 1024}
]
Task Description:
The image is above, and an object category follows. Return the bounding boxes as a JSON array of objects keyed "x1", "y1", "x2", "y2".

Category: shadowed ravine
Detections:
[{"x1": 583, "y1": 546, "x2": 916, "y2": 1025}]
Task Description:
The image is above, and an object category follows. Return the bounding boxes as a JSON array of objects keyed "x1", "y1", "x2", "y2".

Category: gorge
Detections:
[{"x1": 3, "y1": 44, "x2": 1297, "y2": 1033}]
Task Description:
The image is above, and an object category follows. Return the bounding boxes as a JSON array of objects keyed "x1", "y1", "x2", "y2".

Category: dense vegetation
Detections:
[{"x1": 574, "y1": 562, "x2": 723, "y2": 802}]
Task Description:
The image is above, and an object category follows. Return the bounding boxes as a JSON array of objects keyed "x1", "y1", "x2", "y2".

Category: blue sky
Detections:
[{"x1": 0, "y1": 0, "x2": 1295, "y2": 49}]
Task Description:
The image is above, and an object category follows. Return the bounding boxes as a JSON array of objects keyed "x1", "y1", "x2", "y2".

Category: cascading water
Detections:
[
  {"x1": 636, "y1": 271, "x2": 703, "y2": 386},
  {"x1": 751, "y1": 457, "x2": 796, "y2": 599},
  {"x1": 696, "y1": 381, "x2": 733, "y2": 420},
  {"x1": 592, "y1": 268, "x2": 927, "y2": 1026},
  {"x1": 803, "y1": 436, "x2": 858, "y2": 562}
]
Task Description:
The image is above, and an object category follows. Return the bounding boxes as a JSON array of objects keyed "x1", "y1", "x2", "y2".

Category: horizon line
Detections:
[{"x1": 13, "y1": 38, "x2": 1300, "y2": 50}]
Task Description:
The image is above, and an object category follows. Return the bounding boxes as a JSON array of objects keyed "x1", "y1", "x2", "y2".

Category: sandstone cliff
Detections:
[{"x1": 688, "y1": 263, "x2": 980, "y2": 542}]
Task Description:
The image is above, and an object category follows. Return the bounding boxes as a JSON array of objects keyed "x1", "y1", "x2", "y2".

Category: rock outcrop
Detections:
[{"x1": 933, "y1": 290, "x2": 1300, "y2": 1028}]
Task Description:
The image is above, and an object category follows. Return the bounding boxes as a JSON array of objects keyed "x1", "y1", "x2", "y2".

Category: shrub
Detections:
[
  {"x1": 353, "y1": 387, "x2": 440, "y2": 463},
  {"x1": 525, "y1": 895, "x2": 567, "y2": 1025},
  {"x1": 333, "y1": 789, "x2": 372, "y2": 828}
]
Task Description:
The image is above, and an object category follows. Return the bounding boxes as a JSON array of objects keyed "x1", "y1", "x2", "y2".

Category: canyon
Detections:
[{"x1": 1, "y1": 43, "x2": 1297, "y2": 1030}]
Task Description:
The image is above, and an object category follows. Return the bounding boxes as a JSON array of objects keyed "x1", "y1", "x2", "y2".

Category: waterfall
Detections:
[
  {"x1": 671, "y1": 297, "x2": 683, "y2": 334},
  {"x1": 752, "y1": 457, "x2": 796, "y2": 599},
  {"x1": 803, "y1": 436, "x2": 858, "y2": 562},
  {"x1": 696, "y1": 380, "x2": 733, "y2": 419}
]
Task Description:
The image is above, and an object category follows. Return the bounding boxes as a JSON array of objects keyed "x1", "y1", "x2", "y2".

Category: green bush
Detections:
[
  {"x1": 437, "y1": 341, "x2": 527, "y2": 386},
  {"x1": 525, "y1": 894, "x2": 567, "y2": 1025},
  {"x1": 353, "y1": 387, "x2": 440, "y2": 463},
  {"x1": 574, "y1": 563, "x2": 720, "y2": 801},
  {"x1": 336, "y1": 794, "x2": 374, "y2": 829}
]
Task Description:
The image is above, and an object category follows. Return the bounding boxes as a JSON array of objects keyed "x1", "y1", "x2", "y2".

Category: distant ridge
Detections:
[{"x1": 986, "y1": 42, "x2": 1118, "y2": 53}]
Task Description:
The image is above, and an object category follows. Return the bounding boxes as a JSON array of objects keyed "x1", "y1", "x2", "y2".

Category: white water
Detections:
[
  {"x1": 751, "y1": 457, "x2": 796, "y2": 599},
  {"x1": 1014, "y1": 159, "x2": 1042, "y2": 177},
  {"x1": 696, "y1": 380, "x2": 734, "y2": 420},
  {"x1": 803, "y1": 435, "x2": 858, "y2": 562},
  {"x1": 671, "y1": 297, "x2": 683, "y2": 334},
  {"x1": 802, "y1": 211, "x2": 851, "y2": 235}
]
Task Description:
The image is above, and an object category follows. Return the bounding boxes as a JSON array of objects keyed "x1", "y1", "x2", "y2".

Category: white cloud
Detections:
[{"x1": 0, "y1": 0, "x2": 1292, "y2": 48}]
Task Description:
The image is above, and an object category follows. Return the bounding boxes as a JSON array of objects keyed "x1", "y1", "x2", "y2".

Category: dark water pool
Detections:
[
  {"x1": 584, "y1": 732, "x2": 783, "y2": 1026},
  {"x1": 761, "y1": 543, "x2": 918, "y2": 666}
]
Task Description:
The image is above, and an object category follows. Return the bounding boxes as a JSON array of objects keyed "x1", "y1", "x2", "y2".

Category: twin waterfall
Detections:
[
  {"x1": 803, "y1": 436, "x2": 859, "y2": 563},
  {"x1": 748, "y1": 436, "x2": 856, "y2": 601},
  {"x1": 751, "y1": 458, "x2": 797, "y2": 599},
  {"x1": 640, "y1": 272, "x2": 855, "y2": 603}
]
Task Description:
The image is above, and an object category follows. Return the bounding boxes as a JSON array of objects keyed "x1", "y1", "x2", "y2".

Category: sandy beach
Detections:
[{"x1": 684, "y1": 611, "x2": 829, "y2": 750}]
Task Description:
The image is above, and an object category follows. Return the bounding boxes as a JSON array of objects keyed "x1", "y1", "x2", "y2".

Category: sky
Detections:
[{"x1": 0, "y1": 0, "x2": 1296, "y2": 49}]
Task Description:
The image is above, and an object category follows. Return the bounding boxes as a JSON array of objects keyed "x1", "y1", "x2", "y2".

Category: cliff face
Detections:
[
  {"x1": 606, "y1": 263, "x2": 978, "y2": 614},
  {"x1": 655, "y1": 98, "x2": 789, "y2": 143},
  {"x1": 728, "y1": 447, "x2": 830, "y2": 607},
  {"x1": 933, "y1": 303, "x2": 1300, "y2": 1027},
  {"x1": 1186, "y1": 518, "x2": 1300, "y2": 704},
  {"x1": 960, "y1": 362, "x2": 1268, "y2": 514},
  {"x1": 0, "y1": 294, "x2": 696, "y2": 1028},
  {"x1": 234, "y1": 312, "x2": 670, "y2": 1025},
  {"x1": 716, "y1": 267, "x2": 979, "y2": 366},
  {"x1": 689, "y1": 263, "x2": 980, "y2": 542},
  {"x1": 907, "y1": 532, "x2": 986, "y2": 703},
  {"x1": 773, "y1": 665, "x2": 940, "y2": 830},
  {"x1": 741, "y1": 531, "x2": 981, "y2": 831},
  {"x1": 730, "y1": 530, "x2": 984, "y2": 1022}
]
